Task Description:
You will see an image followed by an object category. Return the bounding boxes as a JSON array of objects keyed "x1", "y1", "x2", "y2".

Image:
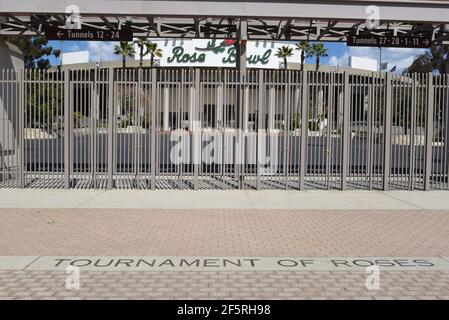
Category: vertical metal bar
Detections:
[
  {"x1": 283, "y1": 70, "x2": 290, "y2": 189},
  {"x1": 341, "y1": 72, "x2": 350, "y2": 190},
  {"x1": 18, "y1": 69, "x2": 24, "y2": 187},
  {"x1": 434, "y1": 74, "x2": 441, "y2": 190},
  {"x1": 193, "y1": 69, "x2": 200, "y2": 190},
  {"x1": 299, "y1": 70, "x2": 308, "y2": 190},
  {"x1": 383, "y1": 73, "x2": 393, "y2": 190},
  {"x1": 150, "y1": 69, "x2": 157, "y2": 190},
  {"x1": 424, "y1": 72, "x2": 434, "y2": 191},
  {"x1": 135, "y1": 69, "x2": 141, "y2": 188},
  {"x1": 107, "y1": 68, "x2": 114, "y2": 189},
  {"x1": 63, "y1": 69, "x2": 70, "y2": 189},
  {"x1": 256, "y1": 69, "x2": 263, "y2": 189},
  {"x1": 445, "y1": 74, "x2": 449, "y2": 190},
  {"x1": 91, "y1": 70, "x2": 97, "y2": 187},
  {"x1": 409, "y1": 74, "x2": 417, "y2": 190},
  {"x1": 325, "y1": 72, "x2": 333, "y2": 189},
  {"x1": 367, "y1": 75, "x2": 373, "y2": 189}
]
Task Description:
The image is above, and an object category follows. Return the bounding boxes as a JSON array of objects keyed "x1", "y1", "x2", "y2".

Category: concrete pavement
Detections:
[{"x1": 1, "y1": 189, "x2": 449, "y2": 209}]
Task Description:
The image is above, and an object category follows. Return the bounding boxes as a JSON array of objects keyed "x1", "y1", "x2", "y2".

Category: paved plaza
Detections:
[{"x1": 0, "y1": 190, "x2": 449, "y2": 300}]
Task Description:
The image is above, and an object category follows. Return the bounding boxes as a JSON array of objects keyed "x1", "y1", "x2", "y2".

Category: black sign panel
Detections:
[
  {"x1": 347, "y1": 33, "x2": 431, "y2": 48},
  {"x1": 44, "y1": 27, "x2": 133, "y2": 41}
]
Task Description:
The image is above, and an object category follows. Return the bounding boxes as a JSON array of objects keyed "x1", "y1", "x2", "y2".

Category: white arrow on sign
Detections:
[{"x1": 57, "y1": 31, "x2": 63, "y2": 38}]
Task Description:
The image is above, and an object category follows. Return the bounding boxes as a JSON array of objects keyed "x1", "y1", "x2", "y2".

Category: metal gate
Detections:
[{"x1": 0, "y1": 68, "x2": 448, "y2": 190}]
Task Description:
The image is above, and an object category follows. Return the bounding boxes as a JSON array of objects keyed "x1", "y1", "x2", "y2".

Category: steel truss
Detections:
[{"x1": 1, "y1": 15, "x2": 448, "y2": 44}]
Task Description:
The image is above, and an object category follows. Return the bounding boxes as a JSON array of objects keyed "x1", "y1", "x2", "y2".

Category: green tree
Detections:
[
  {"x1": 25, "y1": 71, "x2": 63, "y2": 133},
  {"x1": 406, "y1": 45, "x2": 449, "y2": 74},
  {"x1": 309, "y1": 43, "x2": 328, "y2": 71},
  {"x1": 295, "y1": 41, "x2": 311, "y2": 72},
  {"x1": 146, "y1": 42, "x2": 163, "y2": 67},
  {"x1": 275, "y1": 46, "x2": 294, "y2": 69},
  {"x1": 113, "y1": 41, "x2": 135, "y2": 69},
  {"x1": 7, "y1": 36, "x2": 60, "y2": 69},
  {"x1": 133, "y1": 37, "x2": 152, "y2": 68}
]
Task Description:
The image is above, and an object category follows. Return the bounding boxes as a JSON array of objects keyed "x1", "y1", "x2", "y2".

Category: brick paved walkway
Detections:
[
  {"x1": 1, "y1": 270, "x2": 449, "y2": 300},
  {"x1": 1, "y1": 208, "x2": 449, "y2": 299},
  {"x1": 1, "y1": 209, "x2": 449, "y2": 256}
]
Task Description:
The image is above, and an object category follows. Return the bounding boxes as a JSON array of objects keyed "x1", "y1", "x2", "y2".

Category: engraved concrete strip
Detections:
[
  {"x1": 0, "y1": 256, "x2": 39, "y2": 270},
  {"x1": 19, "y1": 256, "x2": 449, "y2": 272}
]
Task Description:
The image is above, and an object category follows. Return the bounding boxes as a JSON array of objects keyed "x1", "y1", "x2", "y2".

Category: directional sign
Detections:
[
  {"x1": 347, "y1": 33, "x2": 432, "y2": 48},
  {"x1": 44, "y1": 27, "x2": 133, "y2": 41}
]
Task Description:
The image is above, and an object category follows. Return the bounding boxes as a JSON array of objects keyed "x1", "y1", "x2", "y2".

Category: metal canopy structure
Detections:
[{"x1": 0, "y1": 0, "x2": 449, "y2": 43}]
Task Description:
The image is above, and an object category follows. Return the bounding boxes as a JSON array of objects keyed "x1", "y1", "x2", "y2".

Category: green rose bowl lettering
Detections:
[
  {"x1": 169, "y1": 45, "x2": 273, "y2": 66},
  {"x1": 167, "y1": 46, "x2": 206, "y2": 64}
]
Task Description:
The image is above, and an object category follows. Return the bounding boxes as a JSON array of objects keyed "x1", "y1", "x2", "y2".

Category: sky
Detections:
[{"x1": 47, "y1": 40, "x2": 428, "y2": 73}]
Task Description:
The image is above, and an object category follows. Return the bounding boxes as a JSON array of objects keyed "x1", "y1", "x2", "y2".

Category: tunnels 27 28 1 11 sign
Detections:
[{"x1": 347, "y1": 33, "x2": 432, "y2": 48}]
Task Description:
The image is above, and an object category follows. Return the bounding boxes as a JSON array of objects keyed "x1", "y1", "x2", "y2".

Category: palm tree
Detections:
[
  {"x1": 309, "y1": 43, "x2": 328, "y2": 71},
  {"x1": 275, "y1": 46, "x2": 294, "y2": 69},
  {"x1": 133, "y1": 37, "x2": 152, "y2": 68},
  {"x1": 113, "y1": 41, "x2": 135, "y2": 69},
  {"x1": 295, "y1": 41, "x2": 311, "y2": 72},
  {"x1": 146, "y1": 42, "x2": 163, "y2": 67}
]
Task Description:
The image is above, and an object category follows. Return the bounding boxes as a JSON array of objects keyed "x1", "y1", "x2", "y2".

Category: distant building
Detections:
[
  {"x1": 61, "y1": 51, "x2": 90, "y2": 65},
  {"x1": 348, "y1": 56, "x2": 378, "y2": 72}
]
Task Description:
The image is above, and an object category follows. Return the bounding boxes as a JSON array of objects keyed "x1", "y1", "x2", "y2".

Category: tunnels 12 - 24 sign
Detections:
[
  {"x1": 347, "y1": 33, "x2": 432, "y2": 48},
  {"x1": 44, "y1": 27, "x2": 133, "y2": 41}
]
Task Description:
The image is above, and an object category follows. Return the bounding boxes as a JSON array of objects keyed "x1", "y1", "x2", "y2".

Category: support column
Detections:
[
  {"x1": 134, "y1": 69, "x2": 142, "y2": 188},
  {"x1": 257, "y1": 69, "x2": 264, "y2": 190},
  {"x1": 235, "y1": 19, "x2": 247, "y2": 189},
  {"x1": 91, "y1": 69, "x2": 98, "y2": 186},
  {"x1": 383, "y1": 73, "x2": 393, "y2": 191},
  {"x1": 150, "y1": 70, "x2": 157, "y2": 190},
  {"x1": 446, "y1": 74, "x2": 449, "y2": 190},
  {"x1": 299, "y1": 70, "x2": 308, "y2": 190},
  {"x1": 367, "y1": 79, "x2": 373, "y2": 190},
  {"x1": 107, "y1": 68, "x2": 114, "y2": 190},
  {"x1": 424, "y1": 72, "x2": 434, "y2": 191},
  {"x1": 409, "y1": 74, "x2": 417, "y2": 190},
  {"x1": 64, "y1": 69, "x2": 71, "y2": 189},
  {"x1": 341, "y1": 72, "x2": 350, "y2": 190},
  {"x1": 193, "y1": 69, "x2": 200, "y2": 190},
  {"x1": 18, "y1": 69, "x2": 24, "y2": 188}
]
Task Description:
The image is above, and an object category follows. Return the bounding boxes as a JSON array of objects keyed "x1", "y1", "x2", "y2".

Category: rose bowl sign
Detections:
[{"x1": 135, "y1": 39, "x2": 298, "y2": 69}]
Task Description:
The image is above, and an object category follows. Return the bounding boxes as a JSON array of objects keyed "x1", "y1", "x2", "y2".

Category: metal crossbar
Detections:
[{"x1": 0, "y1": 68, "x2": 448, "y2": 190}]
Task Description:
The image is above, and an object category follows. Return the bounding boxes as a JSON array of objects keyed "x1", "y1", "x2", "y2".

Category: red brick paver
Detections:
[
  {"x1": 1, "y1": 208, "x2": 449, "y2": 299},
  {"x1": 1, "y1": 270, "x2": 449, "y2": 300},
  {"x1": 0, "y1": 209, "x2": 449, "y2": 256}
]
